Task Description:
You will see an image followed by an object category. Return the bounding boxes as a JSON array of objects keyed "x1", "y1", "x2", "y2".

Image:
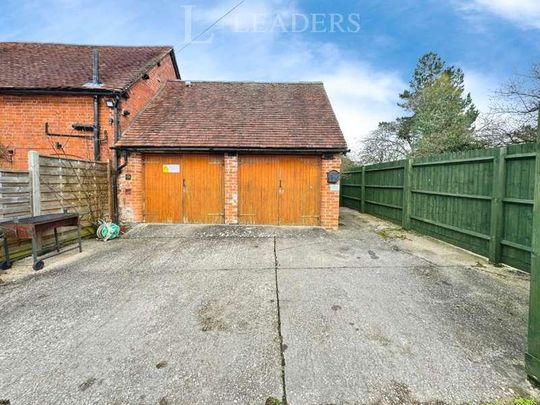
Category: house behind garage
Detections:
[
  {"x1": 0, "y1": 42, "x2": 180, "y2": 169},
  {"x1": 0, "y1": 42, "x2": 347, "y2": 230},
  {"x1": 114, "y1": 80, "x2": 347, "y2": 230}
]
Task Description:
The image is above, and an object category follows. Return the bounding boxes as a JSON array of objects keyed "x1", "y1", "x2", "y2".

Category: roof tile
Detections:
[
  {"x1": 116, "y1": 81, "x2": 347, "y2": 151},
  {"x1": 0, "y1": 42, "x2": 174, "y2": 92}
]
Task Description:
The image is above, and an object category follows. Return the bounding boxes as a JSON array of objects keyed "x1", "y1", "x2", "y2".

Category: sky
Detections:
[{"x1": 2, "y1": 0, "x2": 540, "y2": 152}]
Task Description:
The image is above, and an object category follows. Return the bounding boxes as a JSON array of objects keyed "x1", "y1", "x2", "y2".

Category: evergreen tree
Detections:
[{"x1": 397, "y1": 52, "x2": 479, "y2": 155}]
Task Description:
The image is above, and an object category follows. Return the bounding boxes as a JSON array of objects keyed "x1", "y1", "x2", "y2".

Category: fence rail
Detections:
[{"x1": 341, "y1": 143, "x2": 537, "y2": 272}]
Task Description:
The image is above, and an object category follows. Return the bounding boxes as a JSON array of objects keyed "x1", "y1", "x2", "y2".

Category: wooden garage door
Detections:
[
  {"x1": 144, "y1": 154, "x2": 224, "y2": 224},
  {"x1": 239, "y1": 155, "x2": 320, "y2": 225}
]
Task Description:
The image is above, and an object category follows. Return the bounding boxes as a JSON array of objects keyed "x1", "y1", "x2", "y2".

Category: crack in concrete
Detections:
[{"x1": 273, "y1": 237, "x2": 288, "y2": 404}]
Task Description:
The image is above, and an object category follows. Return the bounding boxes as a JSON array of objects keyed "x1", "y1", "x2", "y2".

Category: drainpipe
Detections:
[
  {"x1": 92, "y1": 48, "x2": 101, "y2": 161},
  {"x1": 93, "y1": 95, "x2": 100, "y2": 161},
  {"x1": 111, "y1": 95, "x2": 122, "y2": 224}
]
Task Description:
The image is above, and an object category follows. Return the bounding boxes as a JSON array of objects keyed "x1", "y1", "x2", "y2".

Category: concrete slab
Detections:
[
  {"x1": 278, "y1": 263, "x2": 531, "y2": 404},
  {"x1": 0, "y1": 236, "x2": 282, "y2": 404},
  {"x1": 125, "y1": 223, "x2": 327, "y2": 239},
  {"x1": 276, "y1": 235, "x2": 423, "y2": 269},
  {"x1": 0, "y1": 211, "x2": 537, "y2": 404}
]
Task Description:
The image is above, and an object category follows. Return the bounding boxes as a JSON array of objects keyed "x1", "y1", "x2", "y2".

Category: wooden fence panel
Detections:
[
  {"x1": 38, "y1": 155, "x2": 109, "y2": 225},
  {"x1": 0, "y1": 170, "x2": 32, "y2": 261},
  {"x1": 364, "y1": 161, "x2": 405, "y2": 224},
  {"x1": 341, "y1": 161, "x2": 406, "y2": 225},
  {"x1": 410, "y1": 149, "x2": 495, "y2": 259},
  {"x1": 501, "y1": 143, "x2": 536, "y2": 271},
  {"x1": 0, "y1": 170, "x2": 31, "y2": 220},
  {"x1": 340, "y1": 170, "x2": 363, "y2": 212},
  {"x1": 341, "y1": 144, "x2": 537, "y2": 272},
  {"x1": 0, "y1": 153, "x2": 110, "y2": 263}
]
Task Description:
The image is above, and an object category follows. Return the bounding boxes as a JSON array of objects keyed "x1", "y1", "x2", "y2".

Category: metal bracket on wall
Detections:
[{"x1": 44, "y1": 122, "x2": 94, "y2": 139}]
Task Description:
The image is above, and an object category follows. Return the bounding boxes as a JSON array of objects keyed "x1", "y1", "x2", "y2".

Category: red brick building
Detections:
[
  {"x1": 0, "y1": 42, "x2": 180, "y2": 168},
  {"x1": 114, "y1": 81, "x2": 347, "y2": 229},
  {"x1": 1, "y1": 43, "x2": 347, "y2": 229}
]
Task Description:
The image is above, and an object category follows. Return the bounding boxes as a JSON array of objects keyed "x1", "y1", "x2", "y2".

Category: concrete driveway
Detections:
[{"x1": 0, "y1": 208, "x2": 536, "y2": 404}]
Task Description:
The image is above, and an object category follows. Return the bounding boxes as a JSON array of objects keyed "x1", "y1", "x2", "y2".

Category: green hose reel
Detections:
[{"x1": 96, "y1": 222, "x2": 120, "y2": 241}]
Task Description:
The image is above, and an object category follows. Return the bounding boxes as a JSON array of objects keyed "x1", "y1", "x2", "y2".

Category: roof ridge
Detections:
[
  {"x1": 0, "y1": 41, "x2": 173, "y2": 49},
  {"x1": 167, "y1": 80, "x2": 324, "y2": 85}
]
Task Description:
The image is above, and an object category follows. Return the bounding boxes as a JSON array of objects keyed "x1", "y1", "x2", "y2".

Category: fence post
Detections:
[
  {"x1": 402, "y1": 159, "x2": 413, "y2": 230},
  {"x1": 489, "y1": 147, "x2": 506, "y2": 264},
  {"x1": 526, "y1": 109, "x2": 540, "y2": 383},
  {"x1": 28, "y1": 151, "x2": 41, "y2": 216},
  {"x1": 107, "y1": 160, "x2": 113, "y2": 220},
  {"x1": 361, "y1": 166, "x2": 366, "y2": 213}
]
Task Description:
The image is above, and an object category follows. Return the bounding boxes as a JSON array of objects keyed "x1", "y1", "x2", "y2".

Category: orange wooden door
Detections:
[
  {"x1": 278, "y1": 156, "x2": 321, "y2": 226},
  {"x1": 144, "y1": 154, "x2": 224, "y2": 224},
  {"x1": 239, "y1": 156, "x2": 280, "y2": 225},
  {"x1": 239, "y1": 155, "x2": 320, "y2": 225},
  {"x1": 181, "y1": 154, "x2": 224, "y2": 224},
  {"x1": 144, "y1": 154, "x2": 183, "y2": 223}
]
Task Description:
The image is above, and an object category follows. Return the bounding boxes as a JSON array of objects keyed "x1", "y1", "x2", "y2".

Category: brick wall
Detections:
[
  {"x1": 320, "y1": 154, "x2": 342, "y2": 230},
  {"x1": 118, "y1": 152, "x2": 342, "y2": 229},
  {"x1": 118, "y1": 152, "x2": 144, "y2": 223},
  {"x1": 224, "y1": 153, "x2": 239, "y2": 224},
  {"x1": 0, "y1": 54, "x2": 177, "y2": 170},
  {"x1": 0, "y1": 94, "x2": 95, "y2": 168},
  {"x1": 117, "y1": 55, "x2": 177, "y2": 136}
]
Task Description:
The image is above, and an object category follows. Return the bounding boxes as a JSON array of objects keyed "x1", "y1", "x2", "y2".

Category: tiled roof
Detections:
[
  {"x1": 116, "y1": 81, "x2": 347, "y2": 151},
  {"x1": 0, "y1": 42, "x2": 177, "y2": 92}
]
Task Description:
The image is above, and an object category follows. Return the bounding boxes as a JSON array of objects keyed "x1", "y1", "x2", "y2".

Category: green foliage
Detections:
[
  {"x1": 413, "y1": 72, "x2": 481, "y2": 155},
  {"x1": 514, "y1": 398, "x2": 537, "y2": 405},
  {"x1": 359, "y1": 52, "x2": 482, "y2": 163},
  {"x1": 398, "y1": 52, "x2": 480, "y2": 156}
]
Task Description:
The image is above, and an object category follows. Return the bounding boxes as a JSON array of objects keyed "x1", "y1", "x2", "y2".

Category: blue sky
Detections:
[{"x1": 2, "y1": 0, "x2": 540, "y2": 151}]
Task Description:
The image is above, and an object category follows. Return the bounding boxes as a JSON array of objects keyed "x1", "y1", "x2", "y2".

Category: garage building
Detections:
[{"x1": 114, "y1": 81, "x2": 348, "y2": 229}]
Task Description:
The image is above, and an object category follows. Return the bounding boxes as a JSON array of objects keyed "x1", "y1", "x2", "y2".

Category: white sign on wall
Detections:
[{"x1": 162, "y1": 164, "x2": 180, "y2": 173}]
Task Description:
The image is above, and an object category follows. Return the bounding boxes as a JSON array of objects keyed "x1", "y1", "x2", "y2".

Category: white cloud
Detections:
[
  {"x1": 455, "y1": 0, "x2": 540, "y2": 29},
  {"x1": 312, "y1": 64, "x2": 405, "y2": 150},
  {"x1": 181, "y1": 35, "x2": 406, "y2": 153},
  {"x1": 176, "y1": 1, "x2": 407, "y2": 152},
  {"x1": 463, "y1": 69, "x2": 499, "y2": 114},
  {"x1": 3, "y1": 0, "x2": 407, "y2": 154}
]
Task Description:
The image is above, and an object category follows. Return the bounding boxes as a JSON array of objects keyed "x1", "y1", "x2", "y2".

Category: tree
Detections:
[
  {"x1": 476, "y1": 114, "x2": 536, "y2": 147},
  {"x1": 397, "y1": 52, "x2": 479, "y2": 156},
  {"x1": 358, "y1": 52, "x2": 482, "y2": 163},
  {"x1": 341, "y1": 155, "x2": 361, "y2": 171},
  {"x1": 357, "y1": 121, "x2": 411, "y2": 164},
  {"x1": 478, "y1": 62, "x2": 539, "y2": 146}
]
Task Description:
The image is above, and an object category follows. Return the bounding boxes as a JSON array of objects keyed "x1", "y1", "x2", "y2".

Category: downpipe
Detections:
[
  {"x1": 111, "y1": 95, "x2": 122, "y2": 224},
  {"x1": 93, "y1": 95, "x2": 100, "y2": 161}
]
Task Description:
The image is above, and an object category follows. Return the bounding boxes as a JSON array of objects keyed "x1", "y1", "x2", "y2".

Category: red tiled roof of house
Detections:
[
  {"x1": 0, "y1": 42, "x2": 178, "y2": 92},
  {"x1": 115, "y1": 81, "x2": 347, "y2": 151}
]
